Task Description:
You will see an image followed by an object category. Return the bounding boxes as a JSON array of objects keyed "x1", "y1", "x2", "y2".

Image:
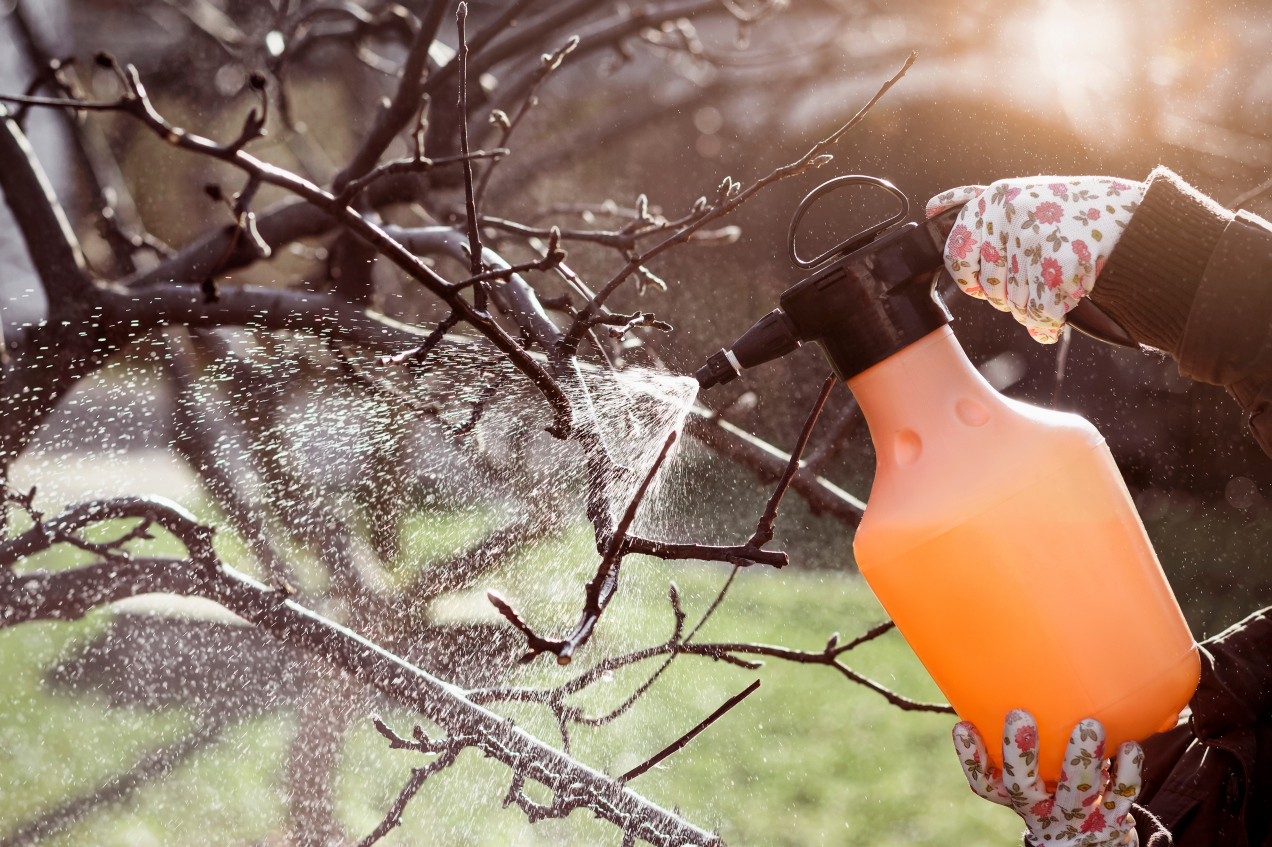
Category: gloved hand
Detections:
[
  {"x1": 926, "y1": 177, "x2": 1145, "y2": 343},
  {"x1": 953, "y1": 709, "x2": 1143, "y2": 846}
]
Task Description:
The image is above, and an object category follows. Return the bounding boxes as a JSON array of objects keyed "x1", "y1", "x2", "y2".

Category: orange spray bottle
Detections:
[{"x1": 695, "y1": 176, "x2": 1199, "y2": 782}]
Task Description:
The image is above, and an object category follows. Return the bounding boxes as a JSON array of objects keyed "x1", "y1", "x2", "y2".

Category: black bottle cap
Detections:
[
  {"x1": 778, "y1": 208, "x2": 959, "y2": 380},
  {"x1": 695, "y1": 205, "x2": 962, "y2": 389}
]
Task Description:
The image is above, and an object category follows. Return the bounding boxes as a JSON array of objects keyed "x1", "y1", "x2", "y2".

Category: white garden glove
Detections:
[
  {"x1": 926, "y1": 177, "x2": 1145, "y2": 343},
  {"x1": 953, "y1": 710, "x2": 1143, "y2": 846}
]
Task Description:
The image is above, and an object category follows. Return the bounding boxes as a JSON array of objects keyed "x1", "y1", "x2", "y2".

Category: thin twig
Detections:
[
  {"x1": 684, "y1": 564, "x2": 741, "y2": 644},
  {"x1": 559, "y1": 430, "x2": 680, "y2": 663},
  {"x1": 626, "y1": 537, "x2": 786, "y2": 568},
  {"x1": 561, "y1": 51, "x2": 917, "y2": 349},
  {"x1": 486, "y1": 589, "x2": 566, "y2": 660},
  {"x1": 620, "y1": 679, "x2": 760, "y2": 781},
  {"x1": 0, "y1": 61, "x2": 576, "y2": 434},
  {"x1": 682, "y1": 640, "x2": 950, "y2": 713},
  {"x1": 829, "y1": 620, "x2": 897, "y2": 657},
  {"x1": 337, "y1": 148, "x2": 509, "y2": 204},
  {"x1": 379, "y1": 311, "x2": 461, "y2": 366},
  {"x1": 802, "y1": 396, "x2": 860, "y2": 474},
  {"x1": 356, "y1": 748, "x2": 461, "y2": 847},
  {"x1": 489, "y1": 431, "x2": 680, "y2": 665},
  {"x1": 475, "y1": 34, "x2": 580, "y2": 207},
  {"x1": 450, "y1": 236, "x2": 564, "y2": 289},
  {"x1": 748, "y1": 373, "x2": 836, "y2": 548},
  {"x1": 473, "y1": 35, "x2": 578, "y2": 208},
  {"x1": 470, "y1": 596, "x2": 942, "y2": 727}
]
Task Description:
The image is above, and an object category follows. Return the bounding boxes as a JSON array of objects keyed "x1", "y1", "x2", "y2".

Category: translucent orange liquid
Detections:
[
  {"x1": 859, "y1": 463, "x2": 1199, "y2": 782},
  {"x1": 849, "y1": 327, "x2": 1198, "y2": 783}
]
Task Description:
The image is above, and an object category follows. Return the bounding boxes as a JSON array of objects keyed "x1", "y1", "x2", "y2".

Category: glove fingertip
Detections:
[
  {"x1": 1112, "y1": 740, "x2": 1145, "y2": 788},
  {"x1": 924, "y1": 185, "x2": 988, "y2": 219},
  {"x1": 1027, "y1": 326, "x2": 1062, "y2": 344}
]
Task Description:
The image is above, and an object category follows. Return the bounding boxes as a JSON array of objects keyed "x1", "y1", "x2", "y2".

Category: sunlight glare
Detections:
[{"x1": 1019, "y1": 0, "x2": 1133, "y2": 138}]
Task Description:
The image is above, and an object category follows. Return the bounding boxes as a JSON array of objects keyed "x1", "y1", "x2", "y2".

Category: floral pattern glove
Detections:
[
  {"x1": 926, "y1": 177, "x2": 1145, "y2": 343},
  {"x1": 953, "y1": 709, "x2": 1143, "y2": 846}
]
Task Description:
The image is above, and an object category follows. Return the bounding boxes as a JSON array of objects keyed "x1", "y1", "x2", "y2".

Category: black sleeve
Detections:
[
  {"x1": 1089, "y1": 168, "x2": 1272, "y2": 457},
  {"x1": 1090, "y1": 167, "x2": 1231, "y2": 354},
  {"x1": 1190, "y1": 607, "x2": 1272, "y2": 740},
  {"x1": 1172, "y1": 210, "x2": 1272, "y2": 458}
]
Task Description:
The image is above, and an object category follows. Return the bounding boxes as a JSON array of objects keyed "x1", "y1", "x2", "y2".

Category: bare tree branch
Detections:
[
  {"x1": 749, "y1": 373, "x2": 836, "y2": 548},
  {"x1": 457, "y1": 2, "x2": 486, "y2": 294},
  {"x1": 0, "y1": 5, "x2": 945, "y2": 844},
  {"x1": 469, "y1": 592, "x2": 949, "y2": 729},
  {"x1": 0, "y1": 495, "x2": 722, "y2": 846},
  {"x1": 332, "y1": 0, "x2": 452, "y2": 191},
  {"x1": 625, "y1": 537, "x2": 787, "y2": 568},
  {"x1": 802, "y1": 396, "x2": 861, "y2": 474},
  {"x1": 473, "y1": 36, "x2": 579, "y2": 207},
  {"x1": 620, "y1": 679, "x2": 760, "y2": 782},
  {"x1": 356, "y1": 747, "x2": 462, "y2": 847},
  {"x1": 0, "y1": 65, "x2": 576, "y2": 434},
  {"x1": 338, "y1": 147, "x2": 509, "y2": 205},
  {"x1": 561, "y1": 51, "x2": 917, "y2": 348}
]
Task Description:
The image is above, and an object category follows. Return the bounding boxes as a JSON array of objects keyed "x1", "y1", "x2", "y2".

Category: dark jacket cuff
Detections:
[{"x1": 1089, "y1": 167, "x2": 1232, "y2": 354}]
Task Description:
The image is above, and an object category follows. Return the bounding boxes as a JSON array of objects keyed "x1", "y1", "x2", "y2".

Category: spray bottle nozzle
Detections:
[
  {"x1": 696, "y1": 350, "x2": 740, "y2": 389},
  {"x1": 695, "y1": 309, "x2": 801, "y2": 389}
]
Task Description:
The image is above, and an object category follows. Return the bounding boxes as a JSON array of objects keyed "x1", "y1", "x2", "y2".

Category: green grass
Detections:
[{"x1": 0, "y1": 515, "x2": 1024, "y2": 845}]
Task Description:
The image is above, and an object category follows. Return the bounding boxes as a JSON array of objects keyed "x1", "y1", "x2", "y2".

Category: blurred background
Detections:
[{"x1": 4, "y1": 0, "x2": 1272, "y2": 845}]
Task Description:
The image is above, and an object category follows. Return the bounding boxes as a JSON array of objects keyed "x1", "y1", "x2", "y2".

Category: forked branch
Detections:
[
  {"x1": 0, "y1": 494, "x2": 721, "y2": 846},
  {"x1": 560, "y1": 51, "x2": 918, "y2": 350}
]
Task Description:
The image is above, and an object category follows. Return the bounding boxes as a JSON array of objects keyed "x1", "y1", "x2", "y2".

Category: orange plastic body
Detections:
[{"x1": 849, "y1": 326, "x2": 1200, "y2": 783}]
